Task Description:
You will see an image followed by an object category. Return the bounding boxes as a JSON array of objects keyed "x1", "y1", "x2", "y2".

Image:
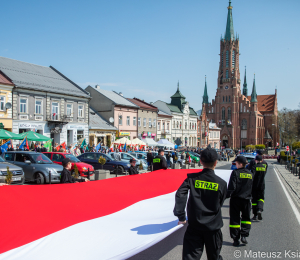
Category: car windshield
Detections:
[
  {"x1": 105, "y1": 154, "x2": 114, "y2": 161},
  {"x1": 0, "y1": 156, "x2": 4, "y2": 162},
  {"x1": 246, "y1": 157, "x2": 255, "y2": 163},
  {"x1": 31, "y1": 154, "x2": 53, "y2": 164},
  {"x1": 65, "y1": 154, "x2": 81, "y2": 162}
]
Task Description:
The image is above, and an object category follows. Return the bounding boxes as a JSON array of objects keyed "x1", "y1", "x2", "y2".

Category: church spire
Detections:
[
  {"x1": 225, "y1": 0, "x2": 235, "y2": 41},
  {"x1": 251, "y1": 74, "x2": 257, "y2": 102},
  {"x1": 202, "y1": 76, "x2": 209, "y2": 104},
  {"x1": 243, "y1": 66, "x2": 248, "y2": 96}
]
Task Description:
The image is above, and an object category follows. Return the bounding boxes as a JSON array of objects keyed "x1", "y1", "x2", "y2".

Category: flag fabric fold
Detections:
[{"x1": 0, "y1": 140, "x2": 11, "y2": 153}]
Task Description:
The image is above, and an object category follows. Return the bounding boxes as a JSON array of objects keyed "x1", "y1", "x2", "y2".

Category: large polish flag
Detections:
[{"x1": 0, "y1": 169, "x2": 231, "y2": 260}]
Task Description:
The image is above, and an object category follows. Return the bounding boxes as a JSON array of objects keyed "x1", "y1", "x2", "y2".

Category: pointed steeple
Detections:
[
  {"x1": 251, "y1": 74, "x2": 257, "y2": 102},
  {"x1": 243, "y1": 66, "x2": 248, "y2": 96},
  {"x1": 203, "y1": 76, "x2": 209, "y2": 104},
  {"x1": 225, "y1": 0, "x2": 235, "y2": 41}
]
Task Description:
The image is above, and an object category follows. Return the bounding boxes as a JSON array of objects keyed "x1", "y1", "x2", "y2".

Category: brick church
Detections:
[{"x1": 203, "y1": 1, "x2": 278, "y2": 149}]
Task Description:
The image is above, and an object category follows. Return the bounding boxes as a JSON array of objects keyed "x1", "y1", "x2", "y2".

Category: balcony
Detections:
[
  {"x1": 47, "y1": 114, "x2": 72, "y2": 124},
  {"x1": 219, "y1": 120, "x2": 225, "y2": 126}
]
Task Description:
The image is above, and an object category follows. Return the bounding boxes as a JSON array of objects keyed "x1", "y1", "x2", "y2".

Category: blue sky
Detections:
[{"x1": 1, "y1": 0, "x2": 299, "y2": 111}]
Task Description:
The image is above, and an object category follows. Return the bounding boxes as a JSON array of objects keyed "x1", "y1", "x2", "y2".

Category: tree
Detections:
[{"x1": 278, "y1": 108, "x2": 298, "y2": 147}]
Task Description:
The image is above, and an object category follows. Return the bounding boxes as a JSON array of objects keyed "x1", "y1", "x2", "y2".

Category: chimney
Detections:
[
  {"x1": 119, "y1": 92, "x2": 123, "y2": 96},
  {"x1": 150, "y1": 102, "x2": 153, "y2": 105},
  {"x1": 95, "y1": 85, "x2": 100, "y2": 89}
]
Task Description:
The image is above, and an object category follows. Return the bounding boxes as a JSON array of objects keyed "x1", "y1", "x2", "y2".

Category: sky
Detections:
[{"x1": 1, "y1": 0, "x2": 299, "y2": 111}]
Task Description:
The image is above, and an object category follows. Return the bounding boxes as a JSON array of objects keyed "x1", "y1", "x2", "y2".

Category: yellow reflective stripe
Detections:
[
  {"x1": 252, "y1": 203, "x2": 257, "y2": 206},
  {"x1": 153, "y1": 158, "x2": 160, "y2": 163},
  {"x1": 256, "y1": 167, "x2": 266, "y2": 171},
  {"x1": 240, "y1": 173, "x2": 252, "y2": 179},
  {"x1": 195, "y1": 180, "x2": 219, "y2": 191},
  {"x1": 258, "y1": 199, "x2": 264, "y2": 203},
  {"x1": 229, "y1": 225, "x2": 240, "y2": 228},
  {"x1": 241, "y1": 221, "x2": 251, "y2": 225}
]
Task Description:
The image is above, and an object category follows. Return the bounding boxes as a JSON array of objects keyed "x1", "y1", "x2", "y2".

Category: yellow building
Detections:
[{"x1": 0, "y1": 72, "x2": 14, "y2": 131}]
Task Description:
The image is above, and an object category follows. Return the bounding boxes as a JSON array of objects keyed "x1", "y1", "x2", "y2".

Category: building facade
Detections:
[
  {"x1": 0, "y1": 72, "x2": 14, "y2": 131},
  {"x1": 197, "y1": 105, "x2": 210, "y2": 148},
  {"x1": 0, "y1": 57, "x2": 90, "y2": 146},
  {"x1": 127, "y1": 98, "x2": 158, "y2": 140},
  {"x1": 203, "y1": 1, "x2": 278, "y2": 149},
  {"x1": 157, "y1": 110, "x2": 172, "y2": 141},
  {"x1": 86, "y1": 85, "x2": 139, "y2": 140},
  {"x1": 208, "y1": 123, "x2": 221, "y2": 149},
  {"x1": 154, "y1": 83, "x2": 198, "y2": 147}
]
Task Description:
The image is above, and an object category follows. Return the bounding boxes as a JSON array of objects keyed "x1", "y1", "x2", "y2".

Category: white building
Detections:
[
  {"x1": 154, "y1": 84, "x2": 198, "y2": 146},
  {"x1": 208, "y1": 122, "x2": 221, "y2": 149},
  {"x1": 156, "y1": 110, "x2": 172, "y2": 141}
]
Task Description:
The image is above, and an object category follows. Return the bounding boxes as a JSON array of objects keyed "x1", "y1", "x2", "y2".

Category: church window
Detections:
[
  {"x1": 240, "y1": 103, "x2": 242, "y2": 112},
  {"x1": 244, "y1": 106, "x2": 246, "y2": 113},
  {"x1": 226, "y1": 51, "x2": 229, "y2": 67},
  {"x1": 228, "y1": 107, "x2": 231, "y2": 121},
  {"x1": 226, "y1": 70, "x2": 229, "y2": 79},
  {"x1": 241, "y1": 119, "x2": 247, "y2": 129},
  {"x1": 226, "y1": 96, "x2": 227, "y2": 102},
  {"x1": 212, "y1": 107, "x2": 214, "y2": 113},
  {"x1": 223, "y1": 96, "x2": 224, "y2": 102},
  {"x1": 232, "y1": 50, "x2": 235, "y2": 67},
  {"x1": 229, "y1": 96, "x2": 231, "y2": 102},
  {"x1": 222, "y1": 107, "x2": 225, "y2": 120}
]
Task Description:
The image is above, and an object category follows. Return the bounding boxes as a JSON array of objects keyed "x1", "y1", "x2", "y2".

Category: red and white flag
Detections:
[
  {"x1": 110, "y1": 144, "x2": 114, "y2": 152},
  {"x1": 0, "y1": 169, "x2": 231, "y2": 260}
]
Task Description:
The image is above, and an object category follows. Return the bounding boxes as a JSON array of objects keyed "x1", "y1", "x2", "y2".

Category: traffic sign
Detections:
[{"x1": 286, "y1": 146, "x2": 289, "y2": 151}]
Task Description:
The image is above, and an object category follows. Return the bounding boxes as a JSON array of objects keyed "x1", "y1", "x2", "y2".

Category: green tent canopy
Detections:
[
  {"x1": 0, "y1": 129, "x2": 22, "y2": 140},
  {"x1": 19, "y1": 131, "x2": 51, "y2": 142}
]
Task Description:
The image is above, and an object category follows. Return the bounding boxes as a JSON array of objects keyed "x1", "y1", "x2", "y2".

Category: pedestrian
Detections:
[
  {"x1": 41, "y1": 143, "x2": 47, "y2": 152},
  {"x1": 227, "y1": 153, "x2": 230, "y2": 162},
  {"x1": 248, "y1": 150, "x2": 268, "y2": 173},
  {"x1": 74, "y1": 145, "x2": 81, "y2": 156},
  {"x1": 147, "y1": 150, "x2": 153, "y2": 168},
  {"x1": 58, "y1": 145, "x2": 65, "y2": 152},
  {"x1": 114, "y1": 149, "x2": 121, "y2": 161},
  {"x1": 7, "y1": 143, "x2": 14, "y2": 151},
  {"x1": 173, "y1": 147, "x2": 227, "y2": 260},
  {"x1": 227, "y1": 156, "x2": 253, "y2": 246},
  {"x1": 128, "y1": 158, "x2": 139, "y2": 175},
  {"x1": 166, "y1": 152, "x2": 171, "y2": 168},
  {"x1": 153, "y1": 149, "x2": 168, "y2": 171},
  {"x1": 251, "y1": 155, "x2": 267, "y2": 221},
  {"x1": 35, "y1": 143, "x2": 41, "y2": 153},
  {"x1": 16, "y1": 144, "x2": 22, "y2": 151},
  {"x1": 60, "y1": 158, "x2": 89, "y2": 183}
]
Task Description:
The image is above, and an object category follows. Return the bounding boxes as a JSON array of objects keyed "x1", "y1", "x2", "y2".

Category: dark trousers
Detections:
[
  {"x1": 229, "y1": 198, "x2": 251, "y2": 240},
  {"x1": 182, "y1": 225, "x2": 223, "y2": 260},
  {"x1": 252, "y1": 190, "x2": 265, "y2": 215}
]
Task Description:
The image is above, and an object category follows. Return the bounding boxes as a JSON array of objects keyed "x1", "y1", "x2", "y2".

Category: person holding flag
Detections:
[
  {"x1": 0, "y1": 140, "x2": 13, "y2": 154},
  {"x1": 95, "y1": 142, "x2": 101, "y2": 152},
  {"x1": 124, "y1": 142, "x2": 127, "y2": 152}
]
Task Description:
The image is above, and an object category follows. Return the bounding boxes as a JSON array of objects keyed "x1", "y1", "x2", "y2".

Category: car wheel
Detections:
[
  {"x1": 35, "y1": 173, "x2": 45, "y2": 184},
  {"x1": 114, "y1": 166, "x2": 124, "y2": 175}
]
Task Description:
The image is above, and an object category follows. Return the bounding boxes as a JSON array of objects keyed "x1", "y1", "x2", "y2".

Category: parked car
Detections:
[
  {"x1": 231, "y1": 153, "x2": 256, "y2": 170},
  {"x1": 43, "y1": 152, "x2": 94, "y2": 177},
  {"x1": 130, "y1": 152, "x2": 147, "y2": 161},
  {"x1": 0, "y1": 156, "x2": 25, "y2": 185},
  {"x1": 185, "y1": 151, "x2": 200, "y2": 163},
  {"x1": 110, "y1": 152, "x2": 148, "y2": 170},
  {"x1": 2, "y1": 151, "x2": 63, "y2": 184},
  {"x1": 77, "y1": 152, "x2": 130, "y2": 174}
]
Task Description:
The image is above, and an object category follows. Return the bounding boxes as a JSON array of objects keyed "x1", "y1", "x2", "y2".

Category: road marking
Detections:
[{"x1": 274, "y1": 168, "x2": 300, "y2": 225}]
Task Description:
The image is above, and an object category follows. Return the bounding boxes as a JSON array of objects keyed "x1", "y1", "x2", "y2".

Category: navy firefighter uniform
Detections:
[{"x1": 227, "y1": 156, "x2": 254, "y2": 245}]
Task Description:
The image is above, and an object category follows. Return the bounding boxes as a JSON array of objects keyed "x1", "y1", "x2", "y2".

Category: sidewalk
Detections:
[{"x1": 273, "y1": 160, "x2": 300, "y2": 203}]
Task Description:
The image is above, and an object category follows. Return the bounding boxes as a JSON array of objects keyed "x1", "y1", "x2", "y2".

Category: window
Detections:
[
  {"x1": 226, "y1": 70, "x2": 229, "y2": 79},
  {"x1": 77, "y1": 130, "x2": 84, "y2": 140},
  {"x1": 190, "y1": 123, "x2": 191, "y2": 129},
  {"x1": 162, "y1": 122, "x2": 165, "y2": 130},
  {"x1": 52, "y1": 154, "x2": 64, "y2": 162},
  {"x1": 228, "y1": 107, "x2": 231, "y2": 121},
  {"x1": 240, "y1": 103, "x2": 242, "y2": 112},
  {"x1": 244, "y1": 106, "x2": 246, "y2": 113},
  {"x1": 223, "y1": 96, "x2": 224, "y2": 102},
  {"x1": 35, "y1": 99, "x2": 42, "y2": 114},
  {"x1": 0, "y1": 96, "x2": 5, "y2": 111},
  {"x1": 212, "y1": 107, "x2": 214, "y2": 113},
  {"x1": 173, "y1": 121, "x2": 175, "y2": 128},
  {"x1": 78, "y1": 105, "x2": 84, "y2": 118},
  {"x1": 241, "y1": 119, "x2": 247, "y2": 130},
  {"x1": 20, "y1": 98, "x2": 27, "y2": 113},
  {"x1": 153, "y1": 119, "x2": 156, "y2": 127},
  {"x1": 226, "y1": 96, "x2": 227, "y2": 102},
  {"x1": 226, "y1": 50, "x2": 229, "y2": 67},
  {"x1": 222, "y1": 107, "x2": 225, "y2": 120},
  {"x1": 126, "y1": 116, "x2": 130, "y2": 126},
  {"x1": 180, "y1": 121, "x2": 182, "y2": 129},
  {"x1": 167, "y1": 123, "x2": 169, "y2": 130},
  {"x1": 177, "y1": 121, "x2": 179, "y2": 128},
  {"x1": 67, "y1": 103, "x2": 73, "y2": 117},
  {"x1": 133, "y1": 117, "x2": 136, "y2": 126},
  {"x1": 143, "y1": 118, "x2": 146, "y2": 127},
  {"x1": 119, "y1": 115, "x2": 123, "y2": 125},
  {"x1": 222, "y1": 52, "x2": 224, "y2": 66},
  {"x1": 149, "y1": 118, "x2": 152, "y2": 128},
  {"x1": 229, "y1": 96, "x2": 231, "y2": 102},
  {"x1": 52, "y1": 102, "x2": 59, "y2": 120},
  {"x1": 138, "y1": 117, "x2": 141, "y2": 127},
  {"x1": 185, "y1": 122, "x2": 187, "y2": 129},
  {"x1": 158, "y1": 122, "x2": 160, "y2": 130},
  {"x1": 232, "y1": 50, "x2": 235, "y2": 67}
]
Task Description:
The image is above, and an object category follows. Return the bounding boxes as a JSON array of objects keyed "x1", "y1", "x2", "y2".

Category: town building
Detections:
[
  {"x1": 197, "y1": 104, "x2": 210, "y2": 148},
  {"x1": 202, "y1": 1, "x2": 278, "y2": 149},
  {"x1": 126, "y1": 98, "x2": 158, "y2": 141},
  {"x1": 88, "y1": 108, "x2": 117, "y2": 147},
  {"x1": 0, "y1": 56, "x2": 90, "y2": 146},
  {"x1": 154, "y1": 83, "x2": 198, "y2": 146},
  {"x1": 208, "y1": 122, "x2": 221, "y2": 149},
  {"x1": 86, "y1": 85, "x2": 139, "y2": 140},
  {"x1": 0, "y1": 72, "x2": 14, "y2": 131},
  {"x1": 157, "y1": 110, "x2": 172, "y2": 142}
]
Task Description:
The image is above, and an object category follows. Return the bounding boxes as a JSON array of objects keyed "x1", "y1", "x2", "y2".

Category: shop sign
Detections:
[
  {"x1": 67, "y1": 125, "x2": 85, "y2": 130},
  {"x1": 19, "y1": 123, "x2": 44, "y2": 130},
  {"x1": 120, "y1": 132, "x2": 130, "y2": 136},
  {"x1": 151, "y1": 133, "x2": 156, "y2": 137},
  {"x1": 147, "y1": 132, "x2": 151, "y2": 136}
]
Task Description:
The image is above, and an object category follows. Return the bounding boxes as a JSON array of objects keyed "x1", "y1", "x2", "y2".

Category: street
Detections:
[{"x1": 129, "y1": 161, "x2": 300, "y2": 260}]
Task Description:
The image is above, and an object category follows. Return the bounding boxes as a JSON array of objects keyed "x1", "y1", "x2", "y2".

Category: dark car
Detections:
[
  {"x1": 3, "y1": 151, "x2": 63, "y2": 184},
  {"x1": 77, "y1": 152, "x2": 130, "y2": 174}
]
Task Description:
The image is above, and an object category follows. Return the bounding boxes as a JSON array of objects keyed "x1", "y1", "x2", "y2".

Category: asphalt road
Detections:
[{"x1": 128, "y1": 161, "x2": 300, "y2": 260}]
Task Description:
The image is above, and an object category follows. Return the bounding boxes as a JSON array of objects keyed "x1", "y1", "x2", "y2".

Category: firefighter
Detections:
[
  {"x1": 174, "y1": 147, "x2": 227, "y2": 260},
  {"x1": 248, "y1": 150, "x2": 268, "y2": 173},
  {"x1": 251, "y1": 155, "x2": 267, "y2": 221},
  {"x1": 152, "y1": 149, "x2": 168, "y2": 171},
  {"x1": 227, "y1": 156, "x2": 254, "y2": 246}
]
